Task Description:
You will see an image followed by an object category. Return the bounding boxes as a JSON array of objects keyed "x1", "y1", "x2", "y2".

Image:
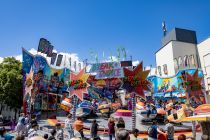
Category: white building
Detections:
[
  {"x1": 197, "y1": 37, "x2": 210, "y2": 95},
  {"x1": 155, "y1": 28, "x2": 210, "y2": 99},
  {"x1": 155, "y1": 28, "x2": 199, "y2": 77}
]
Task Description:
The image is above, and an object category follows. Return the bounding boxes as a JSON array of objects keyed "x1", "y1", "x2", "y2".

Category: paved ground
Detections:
[
  {"x1": 38, "y1": 112, "x2": 200, "y2": 140},
  {"x1": 4, "y1": 111, "x2": 202, "y2": 140}
]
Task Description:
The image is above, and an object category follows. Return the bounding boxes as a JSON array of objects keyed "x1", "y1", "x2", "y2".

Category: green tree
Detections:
[{"x1": 0, "y1": 57, "x2": 22, "y2": 119}]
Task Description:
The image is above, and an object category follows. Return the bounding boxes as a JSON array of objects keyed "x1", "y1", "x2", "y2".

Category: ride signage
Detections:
[{"x1": 90, "y1": 62, "x2": 124, "y2": 79}]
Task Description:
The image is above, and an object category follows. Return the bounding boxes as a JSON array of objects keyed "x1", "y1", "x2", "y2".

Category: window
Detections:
[
  {"x1": 158, "y1": 66, "x2": 162, "y2": 76},
  {"x1": 174, "y1": 58, "x2": 178, "y2": 69},
  {"x1": 163, "y1": 64, "x2": 168, "y2": 75},
  {"x1": 183, "y1": 55, "x2": 189, "y2": 67},
  {"x1": 189, "y1": 55, "x2": 195, "y2": 67},
  {"x1": 178, "y1": 56, "x2": 183, "y2": 68}
]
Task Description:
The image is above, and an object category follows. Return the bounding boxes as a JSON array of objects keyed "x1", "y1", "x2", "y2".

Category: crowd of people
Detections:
[{"x1": 0, "y1": 112, "x2": 209, "y2": 140}]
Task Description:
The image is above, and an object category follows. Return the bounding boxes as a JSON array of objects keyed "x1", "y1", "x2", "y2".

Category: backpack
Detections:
[{"x1": 148, "y1": 126, "x2": 156, "y2": 138}]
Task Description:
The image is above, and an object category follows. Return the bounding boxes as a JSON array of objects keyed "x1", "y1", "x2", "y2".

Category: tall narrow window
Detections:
[
  {"x1": 163, "y1": 64, "x2": 168, "y2": 75},
  {"x1": 189, "y1": 55, "x2": 195, "y2": 67},
  {"x1": 178, "y1": 56, "x2": 183, "y2": 68},
  {"x1": 184, "y1": 55, "x2": 189, "y2": 67},
  {"x1": 158, "y1": 66, "x2": 162, "y2": 76},
  {"x1": 174, "y1": 58, "x2": 178, "y2": 69}
]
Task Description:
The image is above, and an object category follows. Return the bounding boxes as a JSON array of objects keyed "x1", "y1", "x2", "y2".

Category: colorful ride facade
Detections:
[
  {"x1": 147, "y1": 68, "x2": 206, "y2": 108},
  {"x1": 22, "y1": 48, "x2": 71, "y2": 115}
]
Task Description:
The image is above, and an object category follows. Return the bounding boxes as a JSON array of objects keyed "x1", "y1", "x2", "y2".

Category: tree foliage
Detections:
[{"x1": 0, "y1": 57, "x2": 22, "y2": 113}]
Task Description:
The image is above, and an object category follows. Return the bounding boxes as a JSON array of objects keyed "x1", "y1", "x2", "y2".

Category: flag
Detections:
[
  {"x1": 22, "y1": 48, "x2": 34, "y2": 73},
  {"x1": 95, "y1": 53, "x2": 98, "y2": 63},
  {"x1": 69, "y1": 57, "x2": 71, "y2": 67},
  {"x1": 38, "y1": 38, "x2": 47, "y2": 52},
  {"x1": 74, "y1": 61, "x2": 77, "y2": 71},
  {"x1": 110, "y1": 52, "x2": 113, "y2": 61},
  {"x1": 117, "y1": 48, "x2": 120, "y2": 61},
  {"x1": 121, "y1": 48, "x2": 126, "y2": 60},
  {"x1": 47, "y1": 45, "x2": 54, "y2": 57},
  {"x1": 56, "y1": 54, "x2": 63, "y2": 66},
  {"x1": 50, "y1": 53, "x2": 57, "y2": 65},
  {"x1": 38, "y1": 38, "x2": 52, "y2": 55}
]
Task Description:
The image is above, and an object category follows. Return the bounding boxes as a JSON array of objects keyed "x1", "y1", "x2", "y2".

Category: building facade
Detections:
[
  {"x1": 155, "y1": 28, "x2": 210, "y2": 99},
  {"x1": 197, "y1": 37, "x2": 210, "y2": 94},
  {"x1": 155, "y1": 28, "x2": 199, "y2": 77}
]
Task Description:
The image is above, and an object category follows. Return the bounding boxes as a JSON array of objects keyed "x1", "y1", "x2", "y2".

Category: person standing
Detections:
[
  {"x1": 28, "y1": 122, "x2": 39, "y2": 139},
  {"x1": 48, "y1": 129, "x2": 56, "y2": 140},
  {"x1": 108, "y1": 117, "x2": 115, "y2": 140},
  {"x1": 164, "y1": 119, "x2": 174, "y2": 140},
  {"x1": 15, "y1": 117, "x2": 26, "y2": 136},
  {"x1": 90, "y1": 119, "x2": 98, "y2": 138},
  {"x1": 148, "y1": 121, "x2": 165, "y2": 140},
  {"x1": 56, "y1": 123, "x2": 64, "y2": 140},
  {"x1": 157, "y1": 128, "x2": 167, "y2": 140},
  {"x1": 64, "y1": 114, "x2": 74, "y2": 139},
  {"x1": 116, "y1": 117, "x2": 125, "y2": 129},
  {"x1": 73, "y1": 117, "x2": 84, "y2": 139}
]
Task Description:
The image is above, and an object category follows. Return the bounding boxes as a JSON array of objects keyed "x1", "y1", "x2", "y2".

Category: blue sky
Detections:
[{"x1": 0, "y1": 0, "x2": 209, "y2": 66}]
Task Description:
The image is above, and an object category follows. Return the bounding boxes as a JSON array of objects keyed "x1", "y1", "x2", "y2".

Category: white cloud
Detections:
[
  {"x1": 104, "y1": 56, "x2": 118, "y2": 62},
  {"x1": 29, "y1": 48, "x2": 38, "y2": 55},
  {"x1": 2, "y1": 48, "x2": 83, "y2": 72},
  {"x1": 33, "y1": 49, "x2": 84, "y2": 72},
  {"x1": 15, "y1": 55, "x2": 22, "y2": 62},
  {"x1": 58, "y1": 52, "x2": 83, "y2": 71},
  {"x1": 0, "y1": 57, "x2": 3, "y2": 63},
  {"x1": 132, "y1": 60, "x2": 139, "y2": 66},
  {"x1": 13, "y1": 48, "x2": 38, "y2": 62}
]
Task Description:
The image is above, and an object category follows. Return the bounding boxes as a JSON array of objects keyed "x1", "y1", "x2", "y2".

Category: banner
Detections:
[
  {"x1": 22, "y1": 48, "x2": 34, "y2": 73},
  {"x1": 47, "y1": 45, "x2": 54, "y2": 57},
  {"x1": 90, "y1": 62, "x2": 124, "y2": 79},
  {"x1": 38, "y1": 38, "x2": 53, "y2": 56},
  {"x1": 50, "y1": 53, "x2": 57, "y2": 65},
  {"x1": 147, "y1": 69, "x2": 205, "y2": 108},
  {"x1": 120, "y1": 61, "x2": 132, "y2": 67},
  {"x1": 56, "y1": 54, "x2": 63, "y2": 66}
]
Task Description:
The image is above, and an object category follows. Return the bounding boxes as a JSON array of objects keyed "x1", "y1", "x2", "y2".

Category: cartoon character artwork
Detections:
[{"x1": 22, "y1": 48, "x2": 71, "y2": 113}]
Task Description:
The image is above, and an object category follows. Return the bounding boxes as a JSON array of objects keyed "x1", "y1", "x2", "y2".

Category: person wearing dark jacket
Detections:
[
  {"x1": 48, "y1": 129, "x2": 56, "y2": 140},
  {"x1": 90, "y1": 119, "x2": 99, "y2": 138},
  {"x1": 116, "y1": 117, "x2": 125, "y2": 129}
]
